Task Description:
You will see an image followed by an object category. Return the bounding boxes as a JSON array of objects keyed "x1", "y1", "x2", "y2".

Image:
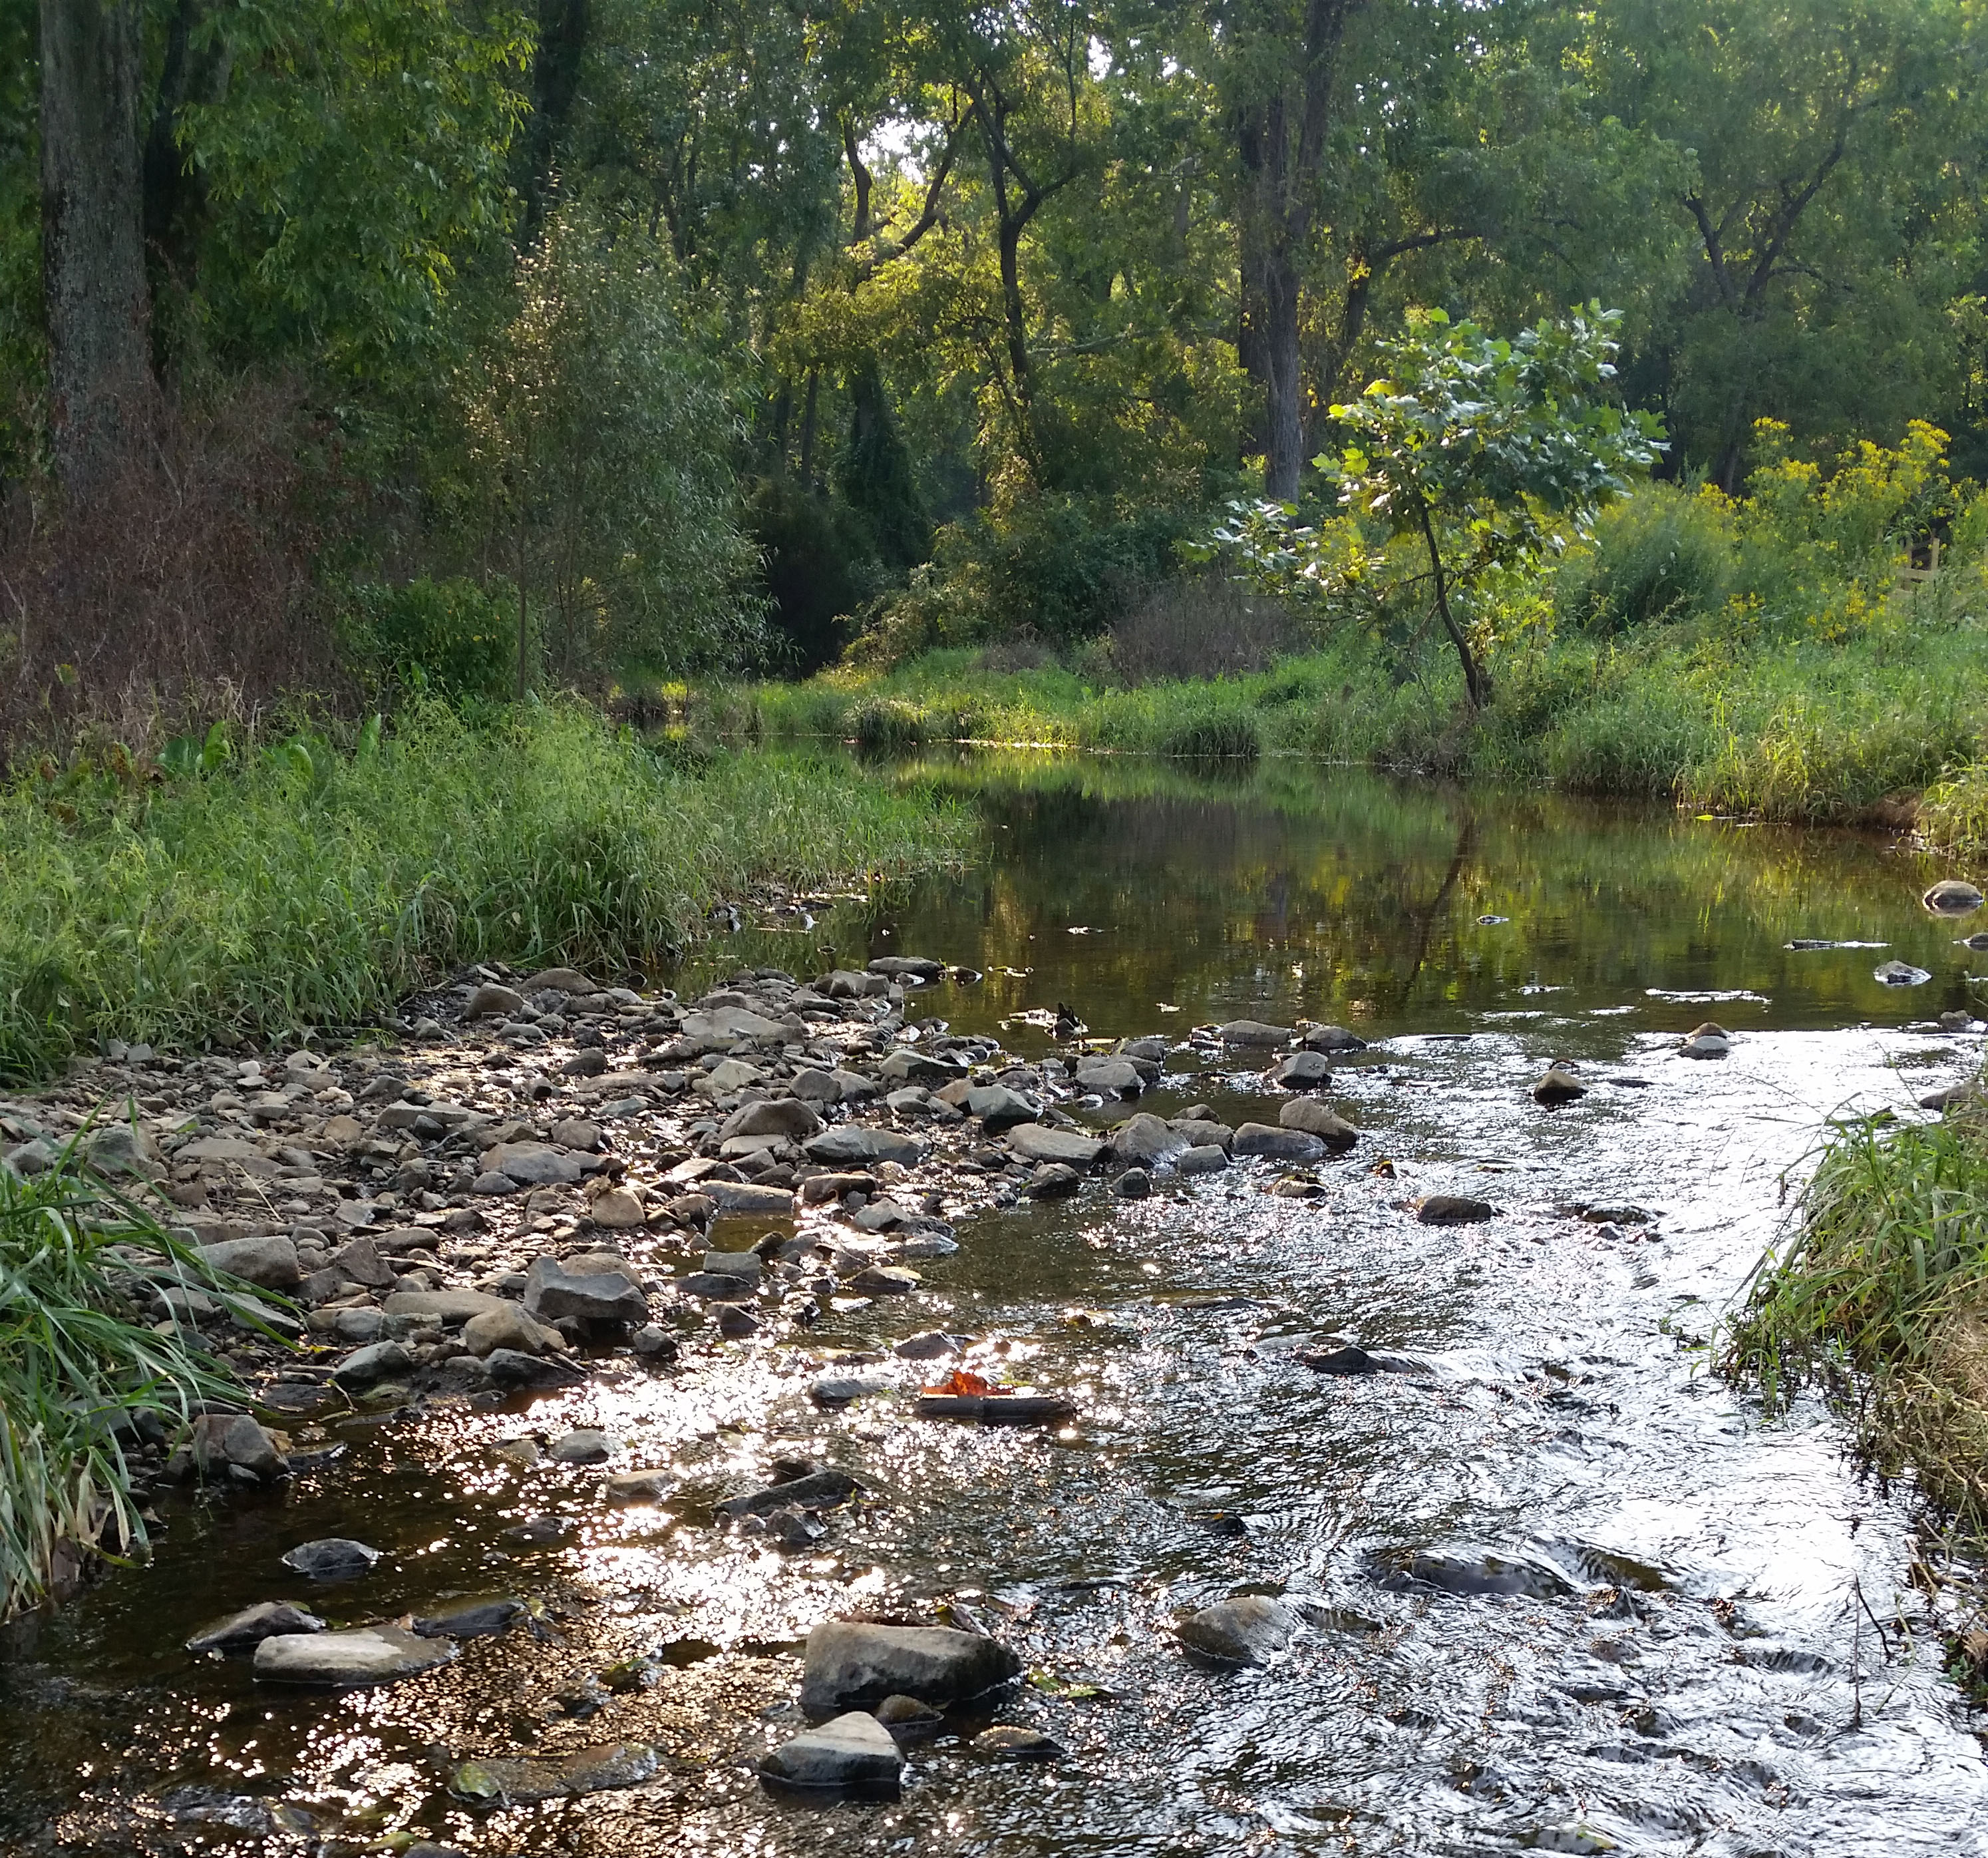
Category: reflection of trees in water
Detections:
[{"x1": 839, "y1": 752, "x2": 1968, "y2": 1033}]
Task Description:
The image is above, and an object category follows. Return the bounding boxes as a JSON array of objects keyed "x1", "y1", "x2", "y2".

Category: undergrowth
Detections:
[
  {"x1": 1722, "y1": 1101, "x2": 1988, "y2": 1529},
  {"x1": 0, "y1": 701, "x2": 965, "y2": 1081},
  {"x1": 0, "y1": 1152, "x2": 244, "y2": 1620}
]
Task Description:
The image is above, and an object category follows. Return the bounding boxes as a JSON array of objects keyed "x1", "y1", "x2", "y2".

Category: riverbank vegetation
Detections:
[
  {"x1": 0, "y1": 703, "x2": 963, "y2": 1084},
  {"x1": 0, "y1": 1159, "x2": 240, "y2": 1621}
]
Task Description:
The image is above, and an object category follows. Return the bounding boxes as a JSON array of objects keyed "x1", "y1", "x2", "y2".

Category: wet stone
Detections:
[
  {"x1": 717, "y1": 1467, "x2": 859, "y2": 1518},
  {"x1": 1369, "y1": 1543, "x2": 1577, "y2": 1599},
  {"x1": 450, "y1": 1742, "x2": 661, "y2": 1804},
  {"x1": 1416, "y1": 1195, "x2": 1495, "y2": 1225},
  {"x1": 279, "y1": 1537, "x2": 380, "y2": 1579},
  {"x1": 549, "y1": 1428, "x2": 615, "y2": 1464},
  {"x1": 1178, "y1": 1596, "x2": 1303, "y2": 1664},
  {"x1": 1007, "y1": 1124, "x2": 1104, "y2": 1165},
  {"x1": 1277, "y1": 1099, "x2": 1359, "y2": 1149},
  {"x1": 973, "y1": 1726, "x2": 1064, "y2": 1760},
  {"x1": 253, "y1": 1624, "x2": 455, "y2": 1688},
  {"x1": 1232, "y1": 1122, "x2": 1326, "y2": 1162},
  {"x1": 798, "y1": 1620, "x2": 1022, "y2": 1712},
  {"x1": 411, "y1": 1597, "x2": 525, "y2": 1639},
  {"x1": 1176, "y1": 1144, "x2": 1228, "y2": 1175},
  {"x1": 186, "y1": 1602, "x2": 325, "y2": 1654}
]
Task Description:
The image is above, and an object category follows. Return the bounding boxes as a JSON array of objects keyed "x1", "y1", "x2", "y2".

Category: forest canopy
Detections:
[{"x1": 5, "y1": 0, "x2": 1988, "y2": 723}]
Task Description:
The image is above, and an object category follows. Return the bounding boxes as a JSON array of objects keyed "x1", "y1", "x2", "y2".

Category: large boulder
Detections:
[
  {"x1": 759, "y1": 1713, "x2": 902, "y2": 1793},
  {"x1": 1301, "y1": 1024, "x2": 1367, "y2": 1053},
  {"x1": 1925, "y1": 878, "x2": 1985, "y2": 915},
  {"x1": 197, "y1": 1234, "x2": 301, "y2": 1292},
  {"x1": 680, "y1": 1006, "x2": 788, "y2": 1047},
  {"x1": 722, "y1": 1098, "x2": 822, "y2": 1140},
  {"x1": 1073, "y1": 1057, "x2": 1146, "y2": 1099},
  {"x1": 482, "y1": 1143, "x2": 583, "y2": 1187},
  {"x1": 381, "y1": 1288, "x2": 511, "y2": 1326},
  {"x1": 1232, "y1": 1123, "x2": 1326, "y2": 1162},
  {"x1": 462, "y1": 1304, "x2": 560, "y2": 1358},
  {"x1": 1178, "y1": 1596, "x2": 1303, "y2": 1665},
  {"x1": 253, "y1": 1624, "x2": 455, "y2": 1688},
  {"x1": 798, "y1": 1621, "x2": 1021, "y2": 1712},
  {"x1": 1272, "y1": 1050, "x2": 1334, "y2": 1087},
  {"x1": 188, "y1": 1413, "x2": 286, "y2": 1483},
  {"x1": 1108, "y1": 1113, "x2": 1186, "y2": 1166},
  {"x1": 524, "y1": 1256, "x2": 647, "y2": 1328},
  {"x1": 1416, "y1": 1195, "x2": 1495, "y2": 1226},
  {"x1": 1218, "y1": 1020, "x2": 1292, "y2": 1047},
  {"x1": 1276, "y1": 1099, "x2": 1358, "y2": 1151},
  {"x1": 1006, "y1": 1124, "x2": 1105, "y2": 1167},
  {"x1": 806, "y1": 1127, "x2": 925, "y2": 1168},
  {"x1": 965, "y1": 1084, "x2": 1040, "y2": 1131}
]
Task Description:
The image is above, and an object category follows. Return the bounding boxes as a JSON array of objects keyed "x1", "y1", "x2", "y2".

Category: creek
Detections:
[{"x1": 3, "y1": 754, "x2": 1987, "y2": 1857}]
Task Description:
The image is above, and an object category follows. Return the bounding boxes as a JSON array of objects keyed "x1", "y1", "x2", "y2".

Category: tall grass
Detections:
[
  {"x1": 1, "y1": 1154, "x2": 242, "y2": 1620},
  {"x1": 715, "y1": 615, "x2": 1988, "y2": 821},
  {"x1": 1723, "y1": 1101, "x2": 1988, "y2": 1527},
  {"x1": 0, "y1": 701, "x2": 966, "y2": 1080}
]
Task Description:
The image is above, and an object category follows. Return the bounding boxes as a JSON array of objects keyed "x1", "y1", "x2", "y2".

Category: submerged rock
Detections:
[
  {"x1": 1178, "y1": 1596, "x2": 1303, "y2": 1665},
  {"x1": 186, "y1": 1601, "x2": 325, "y2": 1654},
  {"x1": 449, "y1": 1742, "x2": 660, "y2": 1803},
  {"x1": 973, "y1": 1725, "x2": 1063, "y2": 1759},
  {"x1": 717, "y1": 1467, "x2": 860, "y2": 1518},
  {"x1": 411, "y1": 1597, "x2": 525, "y2": 1639},
  {"x1": 279, "y1": 1537, "x2": 380, "y2": 1579},
  {"x1": 758, "y1": 1712, "x2": 903, "y2": 1792},
  {"x1": 253, "y1": 1624, "x2": 455, "y2": 1688},
  {"x1": 1874, "y1": 960, "x2": 1933, "y2": 986},
  {"x1": 1416, "y1": 1195, "x2": 1494, "y2": 1225},
  {"x1": 798, "y1": 1620, "x2": 1021, "y2": 1712},
  {"x1": 1369, "y1": 1543, "x2": 1577, "y2": 1599}
]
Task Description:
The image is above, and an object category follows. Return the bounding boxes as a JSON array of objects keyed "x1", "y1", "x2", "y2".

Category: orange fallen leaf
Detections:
[{"x1": 922, "y1": 1368, "x2": 1001, "y2": 1397}]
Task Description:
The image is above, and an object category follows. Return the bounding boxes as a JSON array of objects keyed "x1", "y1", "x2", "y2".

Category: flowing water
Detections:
[{"x1": 5, "y1": 755, "x2": 1988, "y2": 1857}]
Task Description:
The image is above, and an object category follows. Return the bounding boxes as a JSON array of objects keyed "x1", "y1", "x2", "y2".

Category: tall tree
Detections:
[
  {"x1": 38, "y1": 0, "x2": 148, "y2": 489},
  {"x1": 1230, "y1": 0, "x2": 1365, "y2": 499}
]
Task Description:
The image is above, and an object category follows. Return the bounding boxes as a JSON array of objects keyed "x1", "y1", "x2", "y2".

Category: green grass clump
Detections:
[
  {"x1": 1158, "y1": 710, "x2": 1261, "y2": 759},
  {"x1": 1723, "y1": 1099, "x2": 1988, "y2": 1527},
  {"x1": 1, "y1": 1153, "x2": 241, "y2": 1620},
  {"x1": 0, "y1": 700, "x2": 965, "y2": 1079}
]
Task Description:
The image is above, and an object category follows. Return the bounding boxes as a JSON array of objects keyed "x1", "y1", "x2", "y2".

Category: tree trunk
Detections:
[
  {"x1": 40, "y1": 0, "x2": 150, "y2": 492},
  {"x1": 516, "y1": 0, "x2": 591, "y2": 250},
  {"x1": 1259, "y1": 241, "x2": 1304, "y2": 501}
]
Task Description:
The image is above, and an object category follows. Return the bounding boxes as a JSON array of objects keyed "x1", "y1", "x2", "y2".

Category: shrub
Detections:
[
  {"x1": 1556, "y1": 484, "x2": 1737, "y2": 634},
  {"x1": 850, "y1": 696, "x2": 929, "y2": 752},
  {"x1": 344, "y1": 576, "x2": 515, "y2": 701},
  {"x1": 1160, "y1": 710, "x2": 1261, "y2": 759},
  {"x1": 1108, "y1": 577, "x2": 1302, "y2": 684}
]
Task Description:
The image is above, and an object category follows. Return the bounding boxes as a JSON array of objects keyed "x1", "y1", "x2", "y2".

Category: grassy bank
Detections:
[
  {"x1": 0, "y1": 702, "x2": 965, "y2": 1082},
  {"x1": 709, "y1": 620, "x2": 1988, "y2": 837},
  {"x1": 1, "y1": 1160, "x2": 241, "y2": 1620},
  {"x1": 1725, "y1": 1101, "x2": 1988, "y2": 1531}
]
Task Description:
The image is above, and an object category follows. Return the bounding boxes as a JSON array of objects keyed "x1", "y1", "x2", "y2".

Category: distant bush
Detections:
[
  {"x1": 345, "y1": 576, "x2": 516, "y2": 701},
  {"x1": 1557, "y1": 484, "x2": 1737, "y2": 634},
  {"x1": 1108, "y1": 576, "x2": 1302, "y2": 683},
  {"x1": 850, "y1": 696, "x2": 929, "y2": 751},
  {"x1": 1160, "y1": 710, "x2": 1261, "y2": 759}
]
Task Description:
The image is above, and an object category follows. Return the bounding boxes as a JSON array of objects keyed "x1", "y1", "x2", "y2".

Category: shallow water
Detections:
[{"x1": 5, "y1": 757, "x2": 1987, "y2": 1857}]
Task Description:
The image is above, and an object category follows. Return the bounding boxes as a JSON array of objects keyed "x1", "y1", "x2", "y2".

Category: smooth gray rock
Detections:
[
  {"x1": 486, "y1": 1142, "x2": 583, "y2": 1187},
  {"x1": 187, "y1": 1601, "x2": 325, "y2": 1654},
  {"x1": 464, "y1": 982, "x2": 526, "y2": 1018},
  {"x1": 1112, "y1": 1167, "x2": 1150, "y2": 1199},
  {"x1": 798, "y1": 1621, "x2": 1021, "y2": 1712},
  {"x1": 255, "y1": 1623, "x2": 456, "y2": 1688},
  {"x1": 705, "y1": 1181, "x2": 798, "y2": 1215},
  {"x1": 1416, "y1": 1195, "x2": 1495, "y2": 1225},
  {"x1": 196, "y1": 1234, "x2": 302, "y2": 1291},
  {"x1": 1232, "y1": 1122, "x2": 1327, "y2": 1162},
  {"x1": 868, "y1": 955, "x2": 945, "y2": 981},
  {"x1": 1108, "y1": 1111, "x2": 1186, "y2": 1165},
  {"x1": 876, "y1": 1048, "x2": 966, "y2": 1085},
  {"x1": 1073, "y1": 1057, "x2": 1146, "y2": 1098},
  {"x1": 1273, "y1": 1050, "x2": 1335, "y2": 1087},
  {"x1": 1218, "y1": 1020, "x2": 1292, "y2": 1047},
  {"x1": 1025, "y1": 1163, "x2": 1082, "y2": 1199},
  {"x1": 722, "y1": 1097, "x2": 822, "y2": 1140},
  {"x1": 524, "y1": 1256, "x2": 646, "y2": 1327},
  {"x1": 381, "y1": 1288, "x2": 510, "y2": 1326},
  {"x1": 1874, "y1": 959, "x2": 1933, "y2": 986},
  {"x1": 1532, "y1": 1068, "x2": 1587, "y2": 1106},
  {"x1": 1276, "y1": 1099, "x2": 1359, "y2": 1151},
  {"x1": 759, "y1": 1712, "x2": 902, "y2": 1791},
  {"x1": 1006, "y1": 1123, "x2": 1104, "y2": 1165},
  {"x1": 1178, "y1": 1596, "x2": 1303, "y2": 1664},
  {"x1": 188, "y1": 1413, "x2": 286, "y2": 1482},
  {"x1": 331, "y1": 1340, "x2": 413, "y2": 1390},
  {"x1": 549, "y1": 1428, "x2": 615, "y2": 1465},
  {"x1": 965, "y1": 1083, "x2": 1040, "y2": 1131},
  {"x1": 1925, "y1": 878, "x2": 1984, "y2": 914},
  {"x1": 806, "y1": 1126, "x2": 925, "y2": 1167},
  {"x1": 1176, "y1": 1144, "x2": 1229, "y2": 1175},
  {"x1": 1301, "y1": 1024, "x2": 1368, "y2": 1052},
  {"x1": 1679, "y1": 1022, "x2": 1731, "y2": 1058},
  {"x1": 680, "y1": 1006, "x2": 787, "y2": 1045},
  {"x1": 411, "y1": 1597, "x2": 525, "y2": 1638},
  {"x1": 280, "y1": 1537, "x2": 380, "y2": 1579},
  {"x1": 1920, "y1": 1083, "x2": 1973, "y2": 1111},
  {"x1": 1168, "y1": 1117, "x2": 1234, "y2": 1150}
]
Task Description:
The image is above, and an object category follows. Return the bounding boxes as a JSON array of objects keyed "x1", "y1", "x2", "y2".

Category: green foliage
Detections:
[
  {"x1": 1556, "y1": 484, "x2": 1737, "y2": 634},
  {"x1": 472, "y1": 204, "x2": 764, "y2": 685},
  {"x1": 182, "y1": 0, "x2": 531, "y2": 383},
  {"x1": 746, "y1": 478, "x2": 880, "y2": 676},
  {"x1": 0, "y1": 1153, "x2": 243, "y2": 1620},
  {"x1": 0, "y1": 702, "x2": 964, "y2": 1079},
  {"x1": 343, "y1": 577, "x2": 516, "y2": 702},
  {"x1": 1721, "y1": 1101, "x2": 1988, "y2": 1528}
]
